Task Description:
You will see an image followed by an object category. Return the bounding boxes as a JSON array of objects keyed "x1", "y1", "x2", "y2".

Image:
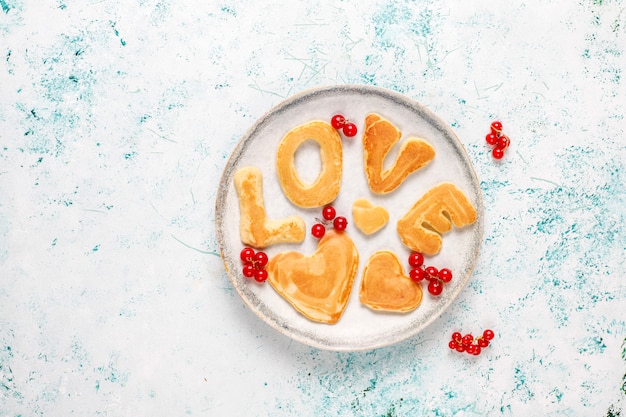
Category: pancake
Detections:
[
  {"x1": 276, "y1": 120, "x2": 343, "y2": 208},
  {"x1": 267, "y1": 230, "x2": 359, "y2": 324},
  {"x1": 362, "y1": 113, "x2": 435, "y2": 194},
  {"x1": 359, "y1": 250, "x2": 423, "y2": 312},
  {"x1": 352, "y1": 198, "x2": 389, "y2": 235},
  {"x1": 233, "y1": 166, "x2": 305, "y2": 248},
  {"x1": 397, "y1": 182, "x2": 477, "y2": 255}
]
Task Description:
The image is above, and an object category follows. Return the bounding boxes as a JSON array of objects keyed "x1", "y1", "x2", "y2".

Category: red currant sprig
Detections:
[
  {"x1": 311, "y1": 205, "x2": 348, "y2": 238},
  {"x1": 407, "y1": 252, "x2": 453, "y2": 296},
  {"x1": 485, "y1": 120, "x2": 510, "y2": 160},
  {"x1": 240, "y1": 247, "x2": 269, "y2": 282},
  {"x1": 448, "y1": 329, "x2": 495, "y2": 355},
  {"x1": 330, "y1": 114, "x2": 358, "y2": 138}
]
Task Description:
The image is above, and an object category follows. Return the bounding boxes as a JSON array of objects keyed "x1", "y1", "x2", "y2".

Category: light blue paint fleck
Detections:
[
  {"x1": 550, "y1": 387, "x2": 564, "y2": 402},
  {"x1": 576, "y1": 336, "x2": 607, "y2": 355},
  {"x1": 221, "y1": 5, "x2": 236, "y2": 17},
  {"x1": 109, "y1": 20, "x2": 126, "y2": 46}
]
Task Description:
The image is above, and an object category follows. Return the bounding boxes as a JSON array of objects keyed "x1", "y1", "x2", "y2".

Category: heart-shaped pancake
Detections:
[
  {"x1": 359, "y1": 250, "x2": 423, "y2": 313},
  {"x1": 267, "y1": 230, "x2": 359, "y2": 324},
  {"x1": 352, "y1": 198, "x2": 390, "y2": 235}
]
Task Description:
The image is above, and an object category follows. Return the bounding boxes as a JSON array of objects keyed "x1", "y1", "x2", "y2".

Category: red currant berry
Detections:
[
  {"x1": 466, "y1": 344, "x2": 476, "y2": 355},
  {"x1": 322, "y1": 206, "x2": 336, "y2": 221},
  {"x1": 448, "y1": 340, "x2": 458, "y2": 350},
  {"x1": 425, "y1": 266, "x2": 438, "y2": 279},
  {"x1": 438, "y1": 268, "x2": 453, "y2": 283},
  {"x1": 451, "y1": 332, "x2": 462, "y2": 342},
  {"x1": 496, "y1": 135, "x2": 510, "y2": 149},
  {"x1": 240, "y1": 247, "x2": 255, "y2": 263},
  {"x1": 490, "y1": 121, "x2": 503, "y2": 135},
  {"x1": 492, "y1": 147, "x2": 505, "y2": 160},
  {"x1": 456, "y1": 344, "x2": 466, "y2": 353},
  {"x1": 242, "y1": 264, "x2": 256, "y2": 278},
  {"x1": 408, "y1": 252, "x2": 424, "y2": 268},
  {"x1": 331, "y1": 114, "x2": 345, "y2": 129},
  {"x1": 342, "y1": 122, "x2": 358, "y2": 137},
  {"x1": 477, "y1": 338, "x2": 490, "y2": 348},
  {"x1": 483, "y1": 329, "x2": 495, "y2": 341},
  {"x1": 409, "y1": 267, "x2": 426, "y2": 282},
  {"x1": 311, "y1": 223, "x2": 326, "y2": 239},
  {"x1": 462, "y1": 334, "x2": 473, "y2": 346},
  {"x1": 427, "y1": 279, "x2": 443, "y2": 296},
  {"x1": 254, "y1": 269, "x2": 268, "y2": 282},
  {"x1": 485, "y1": 133, "x2": 498, "y2": 146},
  {"x1": 333, "y1": 216, "x2": 348, "y2": 232},
  {"x1": 473, "y1": 345, "x2": 482, "y2": 356},
  {"x1": 254, "y1": 251, "x2": 269, "y2": 268}
]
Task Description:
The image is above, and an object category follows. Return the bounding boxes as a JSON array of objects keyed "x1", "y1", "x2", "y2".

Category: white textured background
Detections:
[{"x1": 1, "y1": 0, "x2": 625, "y2": 416}]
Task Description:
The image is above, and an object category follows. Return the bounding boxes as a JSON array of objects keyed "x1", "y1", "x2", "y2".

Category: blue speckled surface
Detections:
[{"x1": 1, "y1": 1, "x2": 625, "y2": 415}]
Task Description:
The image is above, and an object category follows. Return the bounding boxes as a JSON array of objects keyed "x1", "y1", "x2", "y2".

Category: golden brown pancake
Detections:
[
  {"x1": 267, "y1": 230, "x2": 359, "y2": 324},
  {"x1": 362, "y1": 113, "x2": 435, "y2": 194},
  {"x1": 233, "y1": 166, "x2": 305, "y2": 248},
  {"x1": 359, "y1": 250, "x2": 423, "y2": 312},
  {"x1": 352, "y1": 198, "x2": 389, "y2": 235},
  {"x1": 276, "y1": 120, "x2": 343, "y2": 208},
  {"x1": 397, "y1": 182, "x2": 477, "y2": 255}
]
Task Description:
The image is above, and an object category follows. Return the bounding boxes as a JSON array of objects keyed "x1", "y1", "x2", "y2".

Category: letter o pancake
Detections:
[{"x1": 276, "y1": 120, "x2": 342, "y2": 208}]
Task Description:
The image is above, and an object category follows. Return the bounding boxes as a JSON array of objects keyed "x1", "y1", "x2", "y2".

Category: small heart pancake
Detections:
[
  {"x1": 267, "y1": 230, "x2": 359, "y2": 324},
  {"x1": 359, "y1": 250, "x2": 423, "y2": 313},
  {"x1": 352, "y1": 198, "x2": 389, "y2": 235}
]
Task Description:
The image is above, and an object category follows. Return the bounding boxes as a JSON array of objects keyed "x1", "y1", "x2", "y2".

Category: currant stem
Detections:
[{"x1": 315, "y1": 217, "x2": 331, "y2": 226}]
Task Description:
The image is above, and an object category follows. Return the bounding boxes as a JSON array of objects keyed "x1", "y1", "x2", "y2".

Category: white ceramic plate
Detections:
[{"x1": 215, "y1": 85, "x2": 483, "y2": 351}]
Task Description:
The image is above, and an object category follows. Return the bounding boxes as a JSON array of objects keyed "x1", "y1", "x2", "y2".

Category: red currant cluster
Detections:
[
  {"x1": 485, "y1": 121, "x2": 510, "y2": 160},
  {"x1": 331, "y1": 114, "x2": 358, "y2": 137},
  {"x1": 311, "y1": 205, "x2": 347, "y2": 238},
  {"x1": 240, "y1": 247, "x2": 269, "y2": 282},
  {"x1": 407, "y1": 252, "x2": 453, "y2": 296},
  {"x1": 448, "y1": 329, "x2": 495, "y2": 355}
]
